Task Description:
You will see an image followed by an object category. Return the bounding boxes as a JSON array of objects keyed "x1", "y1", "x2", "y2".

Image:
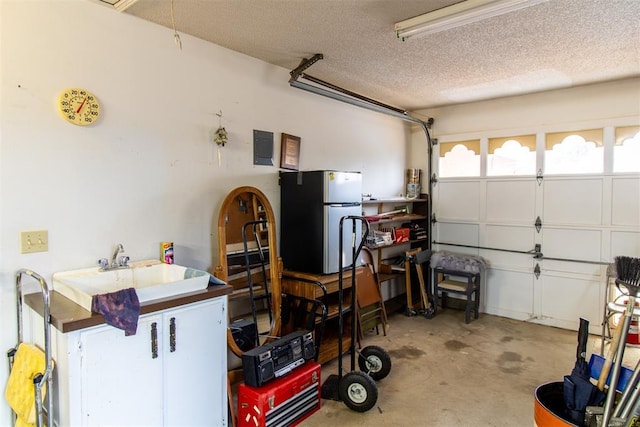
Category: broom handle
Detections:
[
  {"x1": 603, "y1": 306, "x2": 633, "y2": 425},
  {"x1": 598, "y1": 309, "x2": 627, "y2": 391}
]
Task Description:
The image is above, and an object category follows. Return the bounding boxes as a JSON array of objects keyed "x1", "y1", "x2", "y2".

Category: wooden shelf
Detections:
[
  {"x1": 228, "y1": 286, "x2": 268, "y2": 301},
  {"x1": 282, "y1": 269, "x2": 356, "y2": 298},
  {"x1": 362, "y1": 195, "x2": 430, "y2": 315},
  {"x1": 366, "y1": 237, "x2": 428, "y2": 250},
  {"x1": 362, "y1": 197, "x2": 428, "y2": 205},
  {"x1": 317, "y1": 328, "x2": 352, "y2": 364},
  {"x1": 378, "y1": 271, "x2": 404, "y2": 283},
  {"x1": 325, "y1": 304, "x2": 352, "y2": 320},
  {"x1": 365, "y1": 213, "x2": 427, "y2": 225},
  {"x1": 281, "y1": 268, "x2": 362, "y2": 365}
]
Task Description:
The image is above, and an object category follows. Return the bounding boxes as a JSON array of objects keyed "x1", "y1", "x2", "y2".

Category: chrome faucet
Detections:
[
  {"x1": 111, "y1": 243, "x2": 124, "y2": 267},
  {"x1": 98, "y1": 243, "x2": 130, "y2": 271}
]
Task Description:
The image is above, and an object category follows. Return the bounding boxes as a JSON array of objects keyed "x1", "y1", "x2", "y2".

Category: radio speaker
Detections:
[
  {"x1": 302, "y1": 337, "x2": 315, "y2": 360},
  {"x1": 256, "y1": 359, "x2": 275, "y2": 385}
]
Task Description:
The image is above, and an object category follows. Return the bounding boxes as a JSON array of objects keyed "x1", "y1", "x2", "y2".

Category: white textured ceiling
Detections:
[{"x1": 115, "y1": 0, "x2": 640, "y2": 111}]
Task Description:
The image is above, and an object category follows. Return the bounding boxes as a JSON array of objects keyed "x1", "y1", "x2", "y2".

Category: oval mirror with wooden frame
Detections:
[{"x1": 214, "y1": 186, "x2": 282, "y2": 363}]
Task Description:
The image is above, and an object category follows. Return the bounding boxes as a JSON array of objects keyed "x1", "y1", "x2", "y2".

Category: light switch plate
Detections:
[{"x1": 20, "y1": 230, "x2": 48, "y2": 253}]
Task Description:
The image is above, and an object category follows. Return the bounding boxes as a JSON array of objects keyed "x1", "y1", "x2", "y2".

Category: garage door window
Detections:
[
  {"x1": 439, "y1": 140, "x2": 480, "y2": 177},
  {"x1": 614, "y1": 126, "x2": 640, "y2": 173},
  {"x1": 545, "y1": 129, "x2": 603, "y2": 174},
  {"x1": 487, "y1": 135, "x2": 536, "y2": 176}
]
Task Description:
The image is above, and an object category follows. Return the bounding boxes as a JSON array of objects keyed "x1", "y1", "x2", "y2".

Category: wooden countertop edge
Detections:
[
  {"x1": 25, "y1": 284, "x2": 233, "y2": 334},
  {"x1": 281, "y1": 267, "x2": 363, "y2": 283}
]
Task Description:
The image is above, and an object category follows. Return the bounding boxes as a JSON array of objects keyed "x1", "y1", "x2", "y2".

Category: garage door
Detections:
[{"x1": 432, "y1": 126, "x2": 640, "y2": 332}]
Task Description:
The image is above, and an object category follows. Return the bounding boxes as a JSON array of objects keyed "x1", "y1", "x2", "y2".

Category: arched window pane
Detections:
[
  {"x1": 545, "y1": 131, "x2": 603, "y2": 174},
  {"x1": 439, "y1": 142, "x2": 480, "y2": 177},
  {"x1": 487, "y1": 136, "x2": 536, "y2": 176}
]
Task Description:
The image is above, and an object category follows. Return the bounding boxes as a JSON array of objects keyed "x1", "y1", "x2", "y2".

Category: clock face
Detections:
[{"x1": 58, "y1": 88, "x2": 100, "y2": 126}]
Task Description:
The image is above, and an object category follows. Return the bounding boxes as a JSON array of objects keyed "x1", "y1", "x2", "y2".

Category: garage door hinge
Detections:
[
  {"x1": 536, "y1": 169, "x2": 544, "y2": 186},
  {"x1": 431, "y1": 213, "x2": 437, "y2": 224},
  {"x1": 430, "y1": 138, "x2": 438, "y2": 146},
  {"x1": 431, "y1": 173, "x2": 438, "y2": 186},
  {"x1": 535, "y1": 216, "x2": 542, "y2": 233},
  {"x1": 534, "y1": 263, "x2": 541, "y2": 279}
]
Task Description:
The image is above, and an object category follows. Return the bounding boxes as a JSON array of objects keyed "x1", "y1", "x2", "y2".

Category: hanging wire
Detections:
[{"x1": 170, "y1": 0, "x2": 182, "y2": 50}]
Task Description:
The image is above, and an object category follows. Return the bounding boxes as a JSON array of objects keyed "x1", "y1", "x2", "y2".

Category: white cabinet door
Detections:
[
  {"x1": 163, "y1": 298, "x2": 227, "y2": 426},
  {"x1": 50, "y1": 296, "x2": 227, "y2": 426},
  {"x1": 80, "y1": 315, "x2": 164, "y2": 426}
]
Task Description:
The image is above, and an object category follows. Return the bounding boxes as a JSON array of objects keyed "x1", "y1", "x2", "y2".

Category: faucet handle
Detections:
[
  {"x1": 97, "y1": 258, "x2": 109, "y2": 269},
  {"x1": 119, "y1": 256, "x2": 130, "y2": 267}
]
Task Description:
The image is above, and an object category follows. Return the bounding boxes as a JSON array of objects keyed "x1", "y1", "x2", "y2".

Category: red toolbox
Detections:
[{"x1": 237, "y1": 361, "x2": 321, "y2": 427}]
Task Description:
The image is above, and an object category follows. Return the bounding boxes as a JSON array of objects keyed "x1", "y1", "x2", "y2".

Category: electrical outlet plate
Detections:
[{"x1": 20, "y1": 230, "x2": 48, "y2": 254}]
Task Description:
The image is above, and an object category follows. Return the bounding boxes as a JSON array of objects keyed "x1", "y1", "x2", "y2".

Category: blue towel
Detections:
[{"x1": 91, "y1": 288, "x2": 140, "y2": 336}]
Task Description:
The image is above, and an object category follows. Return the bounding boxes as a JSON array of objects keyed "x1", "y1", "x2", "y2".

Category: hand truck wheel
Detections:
[
  {"x1": 358, "y1": 345, "x2": 392, "y2": 381},
  {"x1": 338, "y1": 371, "x2": 378, "y2": 413}
]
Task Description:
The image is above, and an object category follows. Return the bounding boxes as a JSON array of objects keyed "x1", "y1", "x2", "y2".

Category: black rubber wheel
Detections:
[
  {"x1": 338, "y1": 371, "x2": 378, "y2": 413},
  {"x1": 358, "y1": 345, "x2": 392, "y2": 381},
  {"x1": 423, "y1": 300, "x2": 436, "y2": 319}
]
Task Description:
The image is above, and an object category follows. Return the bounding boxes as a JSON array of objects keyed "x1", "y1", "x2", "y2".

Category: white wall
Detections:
[
  {"x1": 417, "y1": 78, "x2": 640, "y2": 138},
  {"x1": 0, "y1": 0, "x2": 410, "y2": 419}
]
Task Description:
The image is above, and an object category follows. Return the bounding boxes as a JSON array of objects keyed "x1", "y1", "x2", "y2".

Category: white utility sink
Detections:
[{"x1": 53, "y1": 260, "x2": 213, "y2": 311}]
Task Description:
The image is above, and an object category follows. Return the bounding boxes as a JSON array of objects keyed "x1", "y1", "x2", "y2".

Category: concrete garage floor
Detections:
[{"x1": 301, "y1": 309, "x2": 599, "y2": 427}]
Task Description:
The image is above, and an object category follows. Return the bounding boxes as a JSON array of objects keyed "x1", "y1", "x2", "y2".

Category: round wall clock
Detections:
[{"x1": 58, "y1": 88, "x2": 101, "y2": 126}]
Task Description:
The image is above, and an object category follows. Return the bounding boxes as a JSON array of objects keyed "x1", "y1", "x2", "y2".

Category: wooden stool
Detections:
[{"x1": 433, "y1": 267, "x2": 480, "y2": 323}]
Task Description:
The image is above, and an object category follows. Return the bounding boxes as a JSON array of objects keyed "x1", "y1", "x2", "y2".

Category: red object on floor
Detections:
[
  {"x1": 622, "y1": 299, "x2": 640, "y2": 345},
  {"x1": 237, "y1": 361, "x2": 321, "y2": 427}
]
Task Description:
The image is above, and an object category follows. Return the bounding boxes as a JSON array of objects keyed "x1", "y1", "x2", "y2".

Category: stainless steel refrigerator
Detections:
[{"x1": 280, "y1": 170, "x2": 362, "y2": 274}]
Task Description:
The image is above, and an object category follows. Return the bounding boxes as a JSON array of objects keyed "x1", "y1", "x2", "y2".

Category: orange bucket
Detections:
[{"x1": 534, "y1": 382, "x2": 578, "y2": 427}]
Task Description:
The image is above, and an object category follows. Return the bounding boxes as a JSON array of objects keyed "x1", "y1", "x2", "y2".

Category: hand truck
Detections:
[{"x1": 320, "y1": 215, "x2": 392, "y2": 412}]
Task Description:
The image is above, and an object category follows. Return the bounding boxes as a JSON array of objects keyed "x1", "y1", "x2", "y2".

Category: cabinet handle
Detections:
[
  {"x1": 151, "y1": 322, "x2": 158, "y2": 359},
  {"x1": 169, "y1": 317, "x2": 176, "y2": 352}
]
